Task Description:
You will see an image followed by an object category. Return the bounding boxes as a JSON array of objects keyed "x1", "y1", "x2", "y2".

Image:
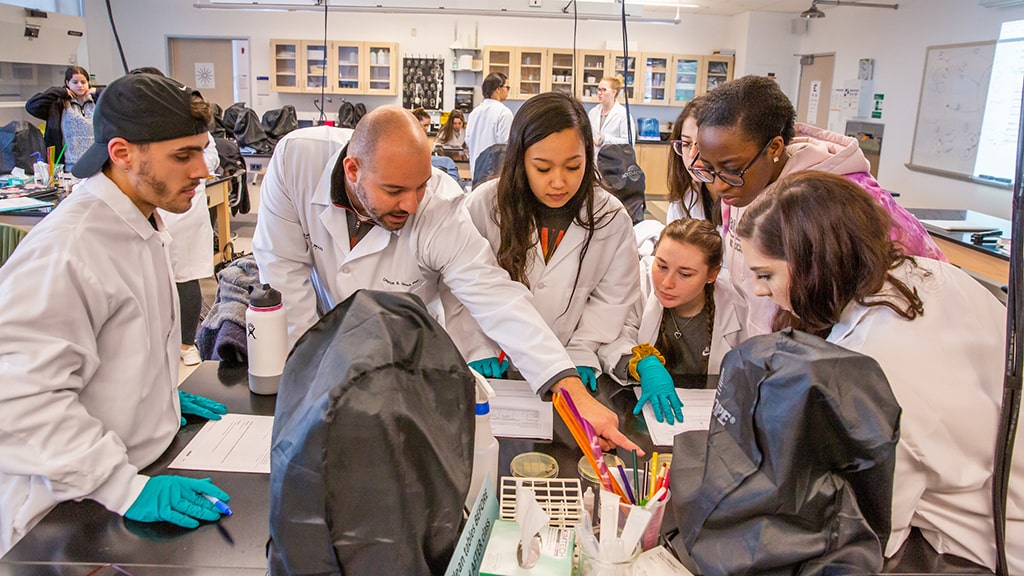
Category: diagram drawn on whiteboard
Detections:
[{"x1": 910, "y1": 42, "x2": 994, "y2": 176}]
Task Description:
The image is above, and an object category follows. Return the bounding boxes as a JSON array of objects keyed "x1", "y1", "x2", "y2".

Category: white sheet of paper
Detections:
[
  {"x1": 168, "y1": 414, "x2": 273, "y2": 474},
  {"x1": 487, "y1": 379, "x2": 553, "y2": 440},
  {"x1": 634, "y1": 388, "x2": 717, "y2": 447},
  {"x1": 634, "y1": 545, "x2": 697, "y2": 575},
  {"x1": 0, "y1": 197, "x2": 52, "y2": 213}
]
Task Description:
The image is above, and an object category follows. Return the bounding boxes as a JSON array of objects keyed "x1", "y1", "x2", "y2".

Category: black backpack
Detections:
[
  {"x1": 213, "y1": 136, "x2": 250, "y2": 215},
  {"x1": 597, "y1": 144, "x2": 646, "y2": 225},
  {"x1": 0, "y1": 121, "x2": 45, "y2": 173}
]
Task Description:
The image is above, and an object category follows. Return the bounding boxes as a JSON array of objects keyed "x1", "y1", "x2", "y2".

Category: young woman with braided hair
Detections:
[{"x1": 601, "y1": 218, "x2": 745, "y2": 424}]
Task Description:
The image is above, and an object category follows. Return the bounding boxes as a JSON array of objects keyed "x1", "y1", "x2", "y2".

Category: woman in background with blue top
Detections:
[
  {"x1": 447, "y1": 91, "x2": 640, "y2": 390},
  {"x1": 26, "y1": 66, "x2": 97, "y2": 173}
]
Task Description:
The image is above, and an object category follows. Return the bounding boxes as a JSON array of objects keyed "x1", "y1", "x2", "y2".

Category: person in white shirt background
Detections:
[
  {"x1": 0, "y1": 73, "x2": 230, "y2": 556},
  {"x1": 252, "y1": 105, "x2": 641, "y2": 454},
  {"x1": 465, "y1": 72, "x2": 513, "y2": 177},
  {"x1": 587, "y1": 76, "x2": 635, "y2": 151},
  {"x1": 734, "y1": 170, "x2": 1020, "y2": 573},
  {"x1": 445, "y1": 91, "x2": 640, "y2": 392}
]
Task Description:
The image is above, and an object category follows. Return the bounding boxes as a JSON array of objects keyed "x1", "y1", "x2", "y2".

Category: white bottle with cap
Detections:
[
  {"x1": 466, "y1": 367, "x2": 499, "y2": 508},
  {"x1": 246, "y1": 283, "x2": 288, "y2": 395}
]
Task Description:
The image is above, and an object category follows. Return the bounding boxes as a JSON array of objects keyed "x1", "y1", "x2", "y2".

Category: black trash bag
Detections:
[
  {"x1": 233, "y1": 108, "x2": 273, "y2": 154},
  {"x1": 212, "y1": 136, "x2": 250, "y2": 215},
  {"x1": 209, "y1": 102, "x2": 230, "y2": 140},
  {"x1": 471, "y1": 143, "x2": 505, "y2": 190},
  {"x1": 0, "y1": 121, "x2": 45, "y2": 173},
  {"x1": 269, "y1": 290, "x2": 474, "y2": 576},
  {"x1": 670, "y1": 329, "x2": 901, "y2": 576},
  {"x1": 337, "y1": 100, "x2": 367, "y2": 129},
  {"x1": 262, "y1": 105, "x2": 298, "y2": 144},
  {"x1": 597, "y1": 144, "x2": 646, "y2": 225}
]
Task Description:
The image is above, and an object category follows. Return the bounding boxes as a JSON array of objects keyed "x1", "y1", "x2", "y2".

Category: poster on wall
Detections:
[
  {"x1": 402, "y1": 56, "x2": 444, "y2": 110},
  {"x1": 195, "y1": 63, "x2": 215, "y2": 89}
]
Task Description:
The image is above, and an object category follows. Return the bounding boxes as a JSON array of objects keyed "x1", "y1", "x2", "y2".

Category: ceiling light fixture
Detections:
[{"x1": 801, "y1": 0, "x2": 899, "y2": 19}]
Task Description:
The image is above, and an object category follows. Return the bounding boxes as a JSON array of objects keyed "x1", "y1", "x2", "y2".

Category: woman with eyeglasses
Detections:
[
  {"x1": 587, "y1": 76, "x2": 635, "y2": 150},
  {"x1": 446, "y1": 91, "x2": 640, "y2": 393},
  {"x1": 666, "y1": 96, "x2": 720, "y2": 227},
  {"x1": 694, "y1": 75, "x2": 944, "y2": 335}
]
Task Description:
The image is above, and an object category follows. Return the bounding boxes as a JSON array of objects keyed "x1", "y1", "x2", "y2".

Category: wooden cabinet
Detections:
[
  {"x1": 548, "y1": 49, "x2": 575, "y2": 96},
  {"x1": 639, "y1": 54, "x2": 671, "y2": 106},
  {"x1": 484, "y1": 47, "x2": 547, "y2": 100},
  {"x1": 271, "y1": 39, "x2": 396, "y2": 95},
  {"x1": 613, "y1": 54, "x2": 638, "y2": 103},
  {"x1": 669, "y1": 55, "x2": 701, "y2": 106},
  {"x1": 301, "y1": 41, "x2": 329, "y2": 93},
  {"x1": 636, "y1": 143, "x2": 671, "y2": 198},
  {"x1": 330, "y1": 42, "x2": 361, "y2": 94},
  {"x1": 270, "y1": 40, "x2": 300, "y2": 93},
  {"x1": 578, "y1": 50, "x2": 611, "y2": 103},
  {"x1": 701, "y1": 55, "x2": 734, "y2": 94},
  {"x1": 364, "y1": 42, "x2": 397, "y2": 95}
]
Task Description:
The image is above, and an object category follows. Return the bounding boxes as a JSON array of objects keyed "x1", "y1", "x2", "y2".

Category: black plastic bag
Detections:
[
  {"x1": 262, "y1": 105, "x2": 299, "y2": 144},
  {"x1": 269, "y1": 290, "x2": 474, "y2": 575},
  {"x1": 0, "y1": 121, "x2": 45, "y2": 173},
  {"x1": 671, "y1": 329, "x2": 901, "y2": 576}
]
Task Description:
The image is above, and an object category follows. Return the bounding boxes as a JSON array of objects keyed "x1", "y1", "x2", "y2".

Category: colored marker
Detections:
[{"x1": 204, "y1": 495, "x2": 233, "y2": 516}]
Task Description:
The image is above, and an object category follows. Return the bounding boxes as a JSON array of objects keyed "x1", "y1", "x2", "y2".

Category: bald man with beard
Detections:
[{"x1": 253, "y1": 106, "x2": 640, "y2": 453}]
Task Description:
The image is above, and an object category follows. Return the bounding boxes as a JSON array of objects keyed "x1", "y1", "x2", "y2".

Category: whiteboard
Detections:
[{"x1": 909, "y1": 41, "x2": 996, "y2": 177}]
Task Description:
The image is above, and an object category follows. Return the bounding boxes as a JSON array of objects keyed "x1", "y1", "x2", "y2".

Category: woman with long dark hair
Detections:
[
  {"x1": 734, "y1": 171, "x2": 1018, "y2": 572},
  {"x1": 448, "y1": 91, "x2": 640, "y2": 391},
  {"x1": 26, "y1": 66, "x2": 97, "y2": 172}
]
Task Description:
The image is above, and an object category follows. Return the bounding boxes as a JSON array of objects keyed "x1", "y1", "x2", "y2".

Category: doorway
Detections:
[
  {"x1": 168, "y1": 37, "x2": 248, "y2": 110},
  {"x1": 795, "y1": 53, "x2": 835, "y2": 129}
]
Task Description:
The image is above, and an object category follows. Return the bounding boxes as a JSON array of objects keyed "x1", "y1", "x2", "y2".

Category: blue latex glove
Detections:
[
  {"x1": 468, "y1": 356, "x2": 509, "y2": 378},
  {"x1": 179, "y1": 390, "x2": 227, "y2": 426},
  {"x1": 577, "y1": 366, "x2": 598, "y2": 392},
  {"x1": 124, "y1": 476, "x2": 230, "y2": 529},
  {"x1": 632, "y1": 356, "x2": 684, "y2": 425}
]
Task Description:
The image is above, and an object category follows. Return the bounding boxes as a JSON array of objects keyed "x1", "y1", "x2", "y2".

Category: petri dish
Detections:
[{"x1": 511, "y1": 452, "x2": 559, "y2": 478}]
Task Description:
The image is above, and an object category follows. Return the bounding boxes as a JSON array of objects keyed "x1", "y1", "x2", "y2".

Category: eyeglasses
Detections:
[
  {"x1": 670, "y1": 139, "x2": 695, "y2": 158},
  {"x1": 596, "y1": 87, "x2": 609, "y2": 93},
  {"x1": 502, "y1": 85, "x2": 510, "y2": 89},
  {"x1": 690, "y1": 137, "x2": 774, "y2": 187}
]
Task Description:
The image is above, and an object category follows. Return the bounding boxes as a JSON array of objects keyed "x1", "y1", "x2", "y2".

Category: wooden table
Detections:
[{"x1": 205, "y1": 172, "x2": 240, "y2": 266}]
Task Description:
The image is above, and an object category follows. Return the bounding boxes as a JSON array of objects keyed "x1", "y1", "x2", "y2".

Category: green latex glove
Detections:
[
  {"x1": 632, "y1": 356, "x2": 684, "y2": 425},
  {"x1": 576, "y1": 366, "x2": 598, "y2": 392},
  {"x1": 468, "y1": 356, "x2": 509, "y2": 378},
  {"x1": 179, "y1": 390, "x2": 227, "y2": 426},
  {"x1": 125, "y1": 476, "x2": 230, "y2": 529}
]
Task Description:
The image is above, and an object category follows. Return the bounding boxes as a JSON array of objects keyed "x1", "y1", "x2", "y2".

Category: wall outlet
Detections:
[{"x1": 529, "y1": 0, "x2": 542, "y2": 6}]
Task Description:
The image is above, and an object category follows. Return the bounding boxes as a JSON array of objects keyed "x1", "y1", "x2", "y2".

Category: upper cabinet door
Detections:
[
  {"x1": 613, "y1": 54, "x2": 638, "y2": 104},
  {"x1": 364, "y1": 42, "x2": 397, "y2": 95},
  {"x1": 578, "y1": 50, "x2": 610, "y2": 104},
  {"x1": 483, "y1": 46, "x2": 514, "y2": 87},
  {"x1": 301, "y1": 41, "x2": 329, "y2": 93},
  {"x1": 639, "y1": 54, "x2": 671, "y2": 106},
  {"x1": 270, "y1": 40, "x2": 300, "y2": 93},
  {"x1": 701, "y1": 55, "x2": 734, "y2": 94},
  {"x1": 548, "y1": 49, "x2": 575, "y2": 97},
  {"x1": 670, "y1": 55, "x2": 700, "y2": 106},
  {"x1": 514, "y1": 48, "x2": 547, "y2": 100},
  {"x1": 331, "y1": 41, "x2": 362, "y2": 94}
]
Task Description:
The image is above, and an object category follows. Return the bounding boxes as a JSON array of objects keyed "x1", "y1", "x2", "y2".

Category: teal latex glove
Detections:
[
  {"x1": 468, "y1": 356, "x2": 509, "y2": 378},
  {"x1": 577, "y1": 366, "x2": 598, "y2": 392},
  {"x1": 179, "y1": 390, "x2": 227, "y2": 426},
  {"x1": 632, "y1": 356, "x2": 684, "y2": 425},
  {"x1": 125, "y1": 476, "x2": 230, "y2": 529}
]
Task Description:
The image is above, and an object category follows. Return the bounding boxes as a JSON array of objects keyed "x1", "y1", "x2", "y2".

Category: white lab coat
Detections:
[
  {"x1": 158, "y1": 134, "x2": 220, "y2": 282},
  {"x1": 0, "y1": 173, "x2": 181, "y2": 555},
  {"x1": 588, "y1": 101, "x2": 634, "y2": 148},
  {"x1": 826, "y1": 257, "x2": 1021, "y2": 573},
  {"x1": 445, "y1": 179, "x2": 641, "y2": 372},
  {"x1": 600, "y1": 263, "x2": 746, "y2": 381},
  {"x1": 251, "y1": 126, "x2": 576, "y2": 391},
  {"x1": 465, "y1": 98, "x2": 513, "y2": 177}
]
